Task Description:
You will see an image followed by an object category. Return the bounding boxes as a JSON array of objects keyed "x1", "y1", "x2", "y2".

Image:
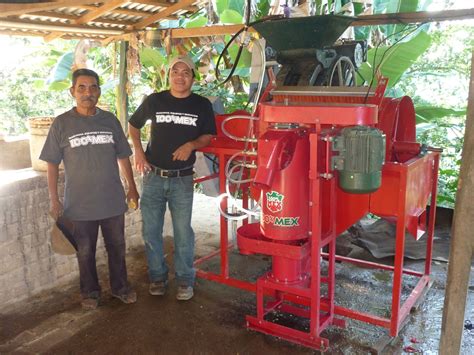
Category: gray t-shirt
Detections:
[{"x1": 40, "y1": 108, "x2": 132, "y2": 221}]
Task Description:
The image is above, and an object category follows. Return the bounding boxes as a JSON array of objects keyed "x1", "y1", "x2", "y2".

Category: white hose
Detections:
[
  {"x1": 221, "y1": 115, "x2": 259, "y2": 142},
  {"x1": 250, "y1": 38, "x2": 266, "y2": 115},
  {"x1": 217, "y1": 193, "x2": 260, "y2": 221},
  {"x1": 216, "y1": 36, "x2": 267, "y2": 222}
]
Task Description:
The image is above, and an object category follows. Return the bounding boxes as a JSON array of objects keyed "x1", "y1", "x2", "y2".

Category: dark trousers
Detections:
[{"x1": 73, "y1": 214, "x2": 129, "y2": 298}]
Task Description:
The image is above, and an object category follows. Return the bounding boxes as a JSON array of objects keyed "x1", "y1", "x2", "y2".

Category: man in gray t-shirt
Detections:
[{"x1": 40, "y1": 69, "x2": 139, "y2": 310}]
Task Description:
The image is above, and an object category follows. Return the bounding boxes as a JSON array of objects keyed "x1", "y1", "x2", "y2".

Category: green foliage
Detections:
[
  {"x1": 254, "y1": 0, "x2": 271, "y2": 21},
  {"x1": 192, "y1": 82, "x2": 250, "y2": 114},
  {"x1": 357, "y1": 30, "x2": 432, "y2": 88},
  {"x1": 216, "y1": 0, "x2": 245, "y2": 18},
  {"x1": 415, "y1": 106, "x2": 466, "y2": 123},
  {"x1": 417, "y1": 117, "x2": 464, "y2": 206},
  {"x1": 184, "y1": 15, "x2": 208, "y2": 28},
  {"x1": 395, "y1": 23, "x2": 473, "y2": 208},
  {"x1": 0, "y1": 37, "x2": 74, "y2": 135},
  {"x1": 220, "y1": 9, "x2": 244, "y2": 24},
  {"x1": 46, "y1": 52, "x2": 73, "y2": 90}
]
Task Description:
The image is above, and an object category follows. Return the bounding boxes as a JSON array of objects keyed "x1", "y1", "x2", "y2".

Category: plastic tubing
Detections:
[{"x1": 221, "y1": 115, "x2": 259, "y2": 142}]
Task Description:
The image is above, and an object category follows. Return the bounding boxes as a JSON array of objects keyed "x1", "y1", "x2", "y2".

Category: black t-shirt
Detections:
[{"x1": 129, "y1": 91, "x2": 216, "y2": 170}]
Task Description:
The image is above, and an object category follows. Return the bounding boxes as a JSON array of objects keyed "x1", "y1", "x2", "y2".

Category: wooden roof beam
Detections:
[
  {"x1": 27, "y1": 10, "x2": 178, "y2": 26},
  {"x1": 352, "y1": 7, "x2": 474, "y2": 26},
  {"x1": 44, "y1": 32, "x2": 64, "y2": 42},
  {"x1": 133, "y1": 0, "x2": 197, "y2": 29},
  {"x1": 163, "y1": 8, "x2": 474, "y2": 38},
  {"x1": 0, "y1": 19, "x2": 123, "y2": 36},
  {"x1": 0, "y1": 1, "x2": 104, "y2": 17},
  {"x1": 131, "y1": 0, "x2": 176, "y2": 7},
  {"x1": 170, "y1": 24, "x2": 254, "y2": 38},
  {"x1": 73, "y1": 0, "x2": 129, "y2": 25}
]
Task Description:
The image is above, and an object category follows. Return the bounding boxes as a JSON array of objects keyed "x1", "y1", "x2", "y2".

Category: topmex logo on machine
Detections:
[{"x1": 264, "y1": 191, "x2": 300, "y2": 227}]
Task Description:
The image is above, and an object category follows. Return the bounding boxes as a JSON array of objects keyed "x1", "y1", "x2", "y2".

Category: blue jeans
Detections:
[{"x1": 140, "y1": 173, "x2": 195, "y2": 287}]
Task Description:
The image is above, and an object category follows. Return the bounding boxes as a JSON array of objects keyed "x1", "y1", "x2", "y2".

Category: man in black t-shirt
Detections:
[{"x1": 129, "y1": 55, "x2": 216, "y2": 301}]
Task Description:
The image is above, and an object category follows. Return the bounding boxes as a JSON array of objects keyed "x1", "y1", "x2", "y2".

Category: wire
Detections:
[{"x1": 215, "y1": 14, "x2": 283, "y2": 85}]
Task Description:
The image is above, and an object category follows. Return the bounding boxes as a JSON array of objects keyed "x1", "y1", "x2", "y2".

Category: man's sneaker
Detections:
[
  {"x1": 176, "y1": 286, "x2": 193, "y2": 301},
  {"x1": 149, "y1": 281, "x2": 167, "y2": 296},
  {"x1": 112, "y1": 289, "x2": 137, "y2": 304},
  {"x1": 81, "y1": 297, "x2": 99, "y2": 310}
]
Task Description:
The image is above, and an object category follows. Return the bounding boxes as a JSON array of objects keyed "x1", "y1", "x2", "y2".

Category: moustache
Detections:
[{"x1": 81, "y1": 96, "x2": 97, "y2": 101}]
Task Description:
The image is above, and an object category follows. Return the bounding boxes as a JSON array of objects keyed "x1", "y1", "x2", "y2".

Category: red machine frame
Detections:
[{"x1": 194, "y1": 89, "x2": 440, "y2": 350}]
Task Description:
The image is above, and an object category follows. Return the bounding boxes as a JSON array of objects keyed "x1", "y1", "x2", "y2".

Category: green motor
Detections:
[{"x1": 332, "y1": 126, "x2": 385, "y2": 194}]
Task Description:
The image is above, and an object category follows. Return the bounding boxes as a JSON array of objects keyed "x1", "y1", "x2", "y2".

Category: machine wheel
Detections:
[{"x1": 328, "y1": 56, "x2": 356, "y2": 86}]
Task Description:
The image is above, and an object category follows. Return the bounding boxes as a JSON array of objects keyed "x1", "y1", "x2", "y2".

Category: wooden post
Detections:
[
  {"x1": 117, "y1": 41, "x2": 129, "y2": 133},
  {"x1": 439, "y1": 51, "x2": 474, "y2": 354}
]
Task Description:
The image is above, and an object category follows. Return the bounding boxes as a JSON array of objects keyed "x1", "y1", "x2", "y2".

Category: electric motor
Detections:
[{"x1": 332, "y1": 126, "x2": 385, "y2": 194}]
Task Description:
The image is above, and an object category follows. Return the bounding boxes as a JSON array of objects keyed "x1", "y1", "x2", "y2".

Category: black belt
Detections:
[{"x1": 151, "y1": 166, "x2": 194, "y2": 178}]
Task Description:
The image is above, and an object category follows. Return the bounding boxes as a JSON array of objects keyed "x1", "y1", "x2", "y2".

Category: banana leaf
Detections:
[
  {"x1": 357, "y1": 30, "x2": 431, "y2": 88},
  {"x1": 416, "y1": 106, "x2": 467, "y2": 123},
  {"x1": 47, "y1": 52, "x2": 73, "y2": 90},
  {"x1": 140, "y1": 47, "x2": 166, "y2": 68}
]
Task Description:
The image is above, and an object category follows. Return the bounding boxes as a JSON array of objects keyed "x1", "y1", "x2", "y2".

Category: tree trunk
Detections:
[{"x1": 438, "y1": 51, "x2": 474, "y2": 355}]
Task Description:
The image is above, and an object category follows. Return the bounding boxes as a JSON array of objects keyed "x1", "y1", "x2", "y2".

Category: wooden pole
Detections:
[
  {"x1": 439, "y1": 51, "x2": 474, "y2": 354},
  {"x1": 117, "y1": 41, "x2": 129, "y2": 133}
]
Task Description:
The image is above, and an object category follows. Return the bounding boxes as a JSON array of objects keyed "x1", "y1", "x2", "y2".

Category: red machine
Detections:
[{"x1": 195, "y1": 16, "x2": 440, "y2": 351}]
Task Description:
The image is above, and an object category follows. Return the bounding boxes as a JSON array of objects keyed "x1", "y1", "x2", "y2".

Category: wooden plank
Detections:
[
  {"x1": 111, "y1": 6, "x2": 198, "y2": 19},
  {"x1": 0, "y1": 19, "x2": 123, "y2": 35},
  {"x1": 438, "y1": 51, "x2": 474, "y2": 355},
  {"x1": 117, "y1": 41, "x2": 129, "y2": 131},
  {"x1": 74, "y1": 0, "x2": 128, "y2": 25},
  {"x1": 43, "y1": 32, "x2": 63, "y2": 42},
  {"x1": 140, "y1": 8, "x2": 474, "y2": 39},
  {"x1": 0, "y1": 0, "x2": 102, "y2": 17},
  {"x1": 170, "y1": 24, "x2": 254, "y2": 38},
  {"x1": 133, "y1": 0, "x2": 196, "y2": 30},
  {"x1": 132, "y1": 0, "x2": 175, "y2": 7},
  {"x1": 352, "y1": 8, "x2": 474, "y2": 26},
  {"x1": 28, "y1": 11, "x2": 152, "y2": 26}
]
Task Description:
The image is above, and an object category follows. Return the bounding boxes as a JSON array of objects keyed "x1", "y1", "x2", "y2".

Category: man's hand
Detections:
[
  {"x1": 172, "y1": 142, "x2": 194, "y2": 161},
  {"x1": 133, "y1": 149, "x2": 152, "y2": 174},
  {"x1": 126, "y1": 188, "x2": 140, "y2": 210},
  {"x1": 49, "y1": 198, "x2": 63, "y2": 220}
]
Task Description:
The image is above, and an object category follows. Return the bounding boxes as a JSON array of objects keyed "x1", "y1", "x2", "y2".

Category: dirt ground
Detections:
[{"x1": 1, "y1": 194, "x2": 473, "y2": 354}]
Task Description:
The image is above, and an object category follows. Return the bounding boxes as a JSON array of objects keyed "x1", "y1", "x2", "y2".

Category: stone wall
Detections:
[
  {"x1": 0, "y1": 135, "x2": 31, "y2": 171},
  {"x1": 0, "y1": 170, "x2": 143, "y2": 310}
]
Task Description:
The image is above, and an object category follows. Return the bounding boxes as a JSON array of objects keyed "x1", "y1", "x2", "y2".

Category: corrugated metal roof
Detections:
[{"x1": 0, "y1": 0, "x2": 208, "y2": 42}]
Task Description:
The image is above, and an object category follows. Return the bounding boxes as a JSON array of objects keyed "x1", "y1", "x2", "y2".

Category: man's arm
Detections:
[
  {"x1": 128, "y1": 124, "x2": 152, "y2": 174},
  {"x1": 46, "y1": 162, "x2": 63, "y2": 220},
  {"x1": 118, "y1": 157, "x2": 140, "y2": 209},
  {"x1": 172, "y1": 134, "x2": 213, "y2": 161}
]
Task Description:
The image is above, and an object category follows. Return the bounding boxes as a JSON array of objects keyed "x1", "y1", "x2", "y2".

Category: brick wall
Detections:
[{"x1": 0, "y1": 170, "x2": 143, "y2": 310}]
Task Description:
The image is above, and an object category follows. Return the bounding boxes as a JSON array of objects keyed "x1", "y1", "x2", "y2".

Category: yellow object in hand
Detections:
[{"x1": 128, "y1": 199, "x2": 137, "y2": 210}]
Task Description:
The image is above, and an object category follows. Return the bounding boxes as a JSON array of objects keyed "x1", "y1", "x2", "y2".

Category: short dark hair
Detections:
[{"x1": 72, "y1": 69, "x2": 100, "y2": 87}]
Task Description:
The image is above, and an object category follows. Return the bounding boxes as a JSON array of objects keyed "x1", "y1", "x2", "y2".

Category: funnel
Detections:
[{"x1": 252, "y1": 15, "x2": 355, "y2": 52}]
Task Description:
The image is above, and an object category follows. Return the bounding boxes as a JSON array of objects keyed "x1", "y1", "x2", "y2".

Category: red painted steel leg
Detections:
[
  {"x1": 218, "y1": 152, "x2": 230, "y2": 278},
  {"x1": 309, "y1": 133, "x2": 322, "y2": 337},
  {"x1": 390, "y1": 166, "x2": 408, "y2": 336},
  {"x1": 425, "y1": 153, "x2": 440, "y2": 276}
]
